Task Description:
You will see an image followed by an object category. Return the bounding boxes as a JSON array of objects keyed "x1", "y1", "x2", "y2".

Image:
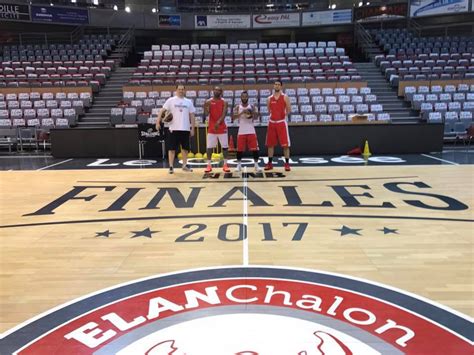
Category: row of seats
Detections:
[
  {"x1": 0, "y1": 91, "x2": 91, "y2": 104},
  {"x1": 379, "y1": 58, "x2": 473, "y2": 71},
  {"x1": 1, "y1": 66, "x2": 111, "y2": 77},
  {"x1": 375, "y1": 53, "x2": 473, "y2": 67},
  {"x1": 0, "y1": 108, "x2": 78, "y2": 127},
  {"x1": 150, "y1": 41, "x2": 339, "y2": 51},
  {"x1": 0, "y1": 79, "x2": 100, "y2": 91},
  {"x1": 0, "y1": 100, "x2": 85, "y2": 113},
  {"x1": 131, "y1": 69, "x2": 358, "y2": 77},
  {"x1": 139, "y1": 56, "x2": 352, "y2": 67},
  {"x1": 123, "y1": 87, "x2": 373, "y2": 99},
  {"x1": 124, "y1": 94, "x2": 380, "y2": 107},
  {"x1": 138, "y1": 59, "x2": 354, "y2": 69},
  {"x1": 403, "y1": 84, "x2": 473, "y2": 100},
  {"x1": 129, "y1": 77, "x2": 363, "y2": 86},
  {"x1": 408, "y1": 91, "x2": 474, "y2": 104},
  {"x1": 122, "y1": 100, "x2": 385, "y2": 117},
  {"x1": 0, "y1": 117, "x2": 72, "y2": 128},
  {"x1": 1, "y1": 36, "x2": 118, "y2": 51},
  {"x1": 1, "y1": 73, "x2": 106, "y2": 84},
  {"x1": 144, "y1": 47, "x2": 346, "y2": 60},
  {"x1": 1, "y1": 48, "x2": 110, "y2": 56},
  {"x1": 111, "y1": 107, "x2": 391, "y2": 125},
  {"x1": 1, "y1": 60, "x2": 115, "y2": 69},
  {"x1": 0, "y1": 54, "x2": 106, "y2": 62}
]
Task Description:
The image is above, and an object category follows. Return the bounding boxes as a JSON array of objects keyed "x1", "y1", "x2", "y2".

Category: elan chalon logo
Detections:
[{"x1": 0, "y1": 267, "x2": 471, "y2": 354}]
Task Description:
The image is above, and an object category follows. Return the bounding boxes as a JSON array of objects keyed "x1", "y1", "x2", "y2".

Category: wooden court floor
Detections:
[
  {"x1": 0, "y1": 163, "x2": 473, "y2": 352},
  {"x1": 0, "y1": 165, "x2": 474, "y2": 331}
]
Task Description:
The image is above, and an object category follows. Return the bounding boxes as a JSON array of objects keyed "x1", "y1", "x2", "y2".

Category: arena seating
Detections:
[
  {"x1": 370, "y1": 29, "x2": 474, "y2": 87},
  {"x1": 110, "y1": 87, "x2": 391, "y2": 125},
  {"x1": 0, "y1": 34, "x2": 121, "y2": 91},
  {"x1": 129, "y1": 41, "x2": 361, "y2": 85},
  {"x1": 0, "y1": 91, "x2": 91, "y2": 128},
  {"x1": 402, "y1": 83, "x2": 473, "y2": 136}
]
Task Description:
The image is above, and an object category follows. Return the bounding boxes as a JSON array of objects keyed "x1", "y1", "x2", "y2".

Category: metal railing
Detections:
[
  {"x1": 70, "y1": 25, "x2": 85, "y2": 44},
  {"x1": 355, "y1": 22, "x2": 376, "y2": 59},
  {"x1": 116, "y1": 26, "x2": 135, "y2": 51},
  {"x1": 407, "y1": 18, "x2": 422, "y2": 37}
]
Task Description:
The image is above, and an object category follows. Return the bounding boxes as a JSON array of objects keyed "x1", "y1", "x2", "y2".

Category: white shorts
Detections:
[{"x1": 207, "y1": 133, "x2": 229, "y2": 149}]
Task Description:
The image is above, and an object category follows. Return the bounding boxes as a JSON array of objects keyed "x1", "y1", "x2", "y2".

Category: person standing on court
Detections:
[
  {"x1": 232, "y1": 91, "x2": 262, "y2": 173},
  {"x1": 203, "y1": 86, "x2": 230, "y2": 173},
  {"x1": 156, "y1": 84, "x2": 195, "y2": 174},
  {"x1": 265, "y1": 80, "x2": 292, "y2": 171}
]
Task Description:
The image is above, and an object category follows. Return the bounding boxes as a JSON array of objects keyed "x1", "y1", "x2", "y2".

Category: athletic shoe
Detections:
[
  {"x1": 168, "y1": 167, "x2": 174, "y2": 174},
  {"x1": 264, "y1": 162, "x2": 273, "y2": 171},
  {"x1": 235, "y1": 165, "x2": 242, "y2": 173},
  {"x1": 284, "y1": 163, "x2": 291, "y2": 171},
  {"x1": 222, "y1": 163, "x2": 230, "y2": 173},
  {"x1": 255, "y1": 166, "x2": 263, "y2": 173},
  {"x1": 182, "y1": 165, "x2": 193, "y2": 172},
  {"x1": 204, "y1": 164, "x2": 212, "y2": 173}
]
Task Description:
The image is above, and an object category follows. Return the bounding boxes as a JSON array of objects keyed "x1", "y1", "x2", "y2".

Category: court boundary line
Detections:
[
  {"x1": 36, "y1": 158, "x2": 74, "y2": 171},
  {"x1": 421, "y1": 154, "x2": 459, "y2": 165}
]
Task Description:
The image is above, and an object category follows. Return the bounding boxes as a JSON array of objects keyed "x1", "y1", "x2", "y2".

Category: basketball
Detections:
[{"x1": 160, "y1": 109, "x2": 173, "y2": 123}]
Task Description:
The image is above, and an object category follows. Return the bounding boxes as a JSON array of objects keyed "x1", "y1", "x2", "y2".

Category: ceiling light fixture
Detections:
[
  {"x1": 113, "y1": 4, "x2": 118, "y2": 10},
  {"x1": 125, "y1": 6, "x2": 130, "y2": 12}
]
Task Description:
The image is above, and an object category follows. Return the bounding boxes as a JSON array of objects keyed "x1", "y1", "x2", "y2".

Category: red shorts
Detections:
[
  {"x1": 266, "y1": 120, "x2": 290, "y2": 147},
  {"x1": 237, "y1": 134, "x2": 259, "y2": 152}
]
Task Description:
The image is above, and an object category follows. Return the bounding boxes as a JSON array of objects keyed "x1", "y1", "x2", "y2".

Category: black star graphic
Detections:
[
  {"x1": 130, "y1": 227, "x2": 158, "y2": 239},
  {"x1": 333, "y1": 225, "x2": 362, "y2": 236},
  {"x1": 95, "y1": 230, "x2": 114, "y2": 238},
  {"x1": 378, "y1": 227, "x2": 399, "y2": 235}
]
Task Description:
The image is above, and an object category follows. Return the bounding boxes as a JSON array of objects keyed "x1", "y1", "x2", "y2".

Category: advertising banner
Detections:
[
  {"x1": 302, "y1": 9, "x2": 352, "y2": 26},
  {"x1": 31, "y1": 5, "x2": 89, "y2": 24},
  {"x1": 158, "y1": 14, "x2": 181, "y2": 27},
  {"x1": 195, "y1": 14, "x2": 251, "y2": 29},
  {"x1": 0, "y1": 3, "x2": 30, "y2": 21},
  {"x1": 252, "y1": 12, "x2": 300, "y2": 28},
  {"x1": 410, "y1": 0, "x2": 469, "y2": 17},
  {"x1": 354, "y1": 3, "x2": 408, "y2": 21}
]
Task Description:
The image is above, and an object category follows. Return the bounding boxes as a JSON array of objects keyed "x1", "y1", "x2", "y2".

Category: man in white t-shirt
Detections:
[
  {"x1": 156, "y1": 84, "x2": 196, "y2": 174},
  {"x1": 232, "y1": 91, "x2": 262, "y2": 173}
]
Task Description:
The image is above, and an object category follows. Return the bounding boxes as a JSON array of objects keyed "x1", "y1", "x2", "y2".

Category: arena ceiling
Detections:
[{"x1": 18, "y1": 0, "x2": 406, "y2": 13}]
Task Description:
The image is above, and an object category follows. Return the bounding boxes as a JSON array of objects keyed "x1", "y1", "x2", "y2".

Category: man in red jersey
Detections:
[
  {"x1": 203, "y1": 86, "x2": 230, "y2": 173},
  {"x1": 265, "y1": 80, "x2": 292, "y2": 171}
]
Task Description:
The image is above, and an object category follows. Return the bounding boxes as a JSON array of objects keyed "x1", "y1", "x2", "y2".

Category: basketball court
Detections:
[{"x1": 0, "y1": 151, "x2": 472, "y2": 354}]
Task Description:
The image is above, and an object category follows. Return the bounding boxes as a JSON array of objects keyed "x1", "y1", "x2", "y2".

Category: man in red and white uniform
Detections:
[
  {"x1": 232, "y1": 91, "x2": 262, "y2": 173},
  {"x1": 203, "y1": 86, "x2": 229, "y2": 173},
  {"x1": 265, "y1": 80, "x2": 292, "y2": 171}
]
